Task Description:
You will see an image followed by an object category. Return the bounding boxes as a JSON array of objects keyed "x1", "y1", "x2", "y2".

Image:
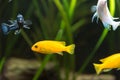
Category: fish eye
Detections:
[{"x1": 34, "y1": 45, "x2": 38, "y2": 48}]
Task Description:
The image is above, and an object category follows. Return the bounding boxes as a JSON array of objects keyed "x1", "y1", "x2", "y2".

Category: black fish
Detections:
[{"x1": 1, "y1": 14, "x2": 32, "y2": 35}]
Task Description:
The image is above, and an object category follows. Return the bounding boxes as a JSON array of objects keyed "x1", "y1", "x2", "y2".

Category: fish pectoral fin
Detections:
[
  {"x1": 91, "y1": 5, "x2": 97, "y2": 12},
  {"x1": 23, "y1": 25, "x2": 30, "y2": 29},
  {"x1": 24, "y1": 20, "x2": 32, "y2": 25},
  {"x1": 8, "y1": 20, "x2": 14, "y2": 24},
  {"x1": 117, "y1": 68, "x2": 120, "y2": 70},
  {"x1": 14, "y1": 30, "x2": 21, "y2": 35},
  {"x1": 112, "y1": 17, "x2": 119, "y2": 20},
  {"x1": 92, "y1": 12, "x2": 98, "y2": 22},
  {"x1": 57, "y1": 52, "x2": 63, "y2": 56},
  {"x1": 103, "y1": 69, "x2": 112, "y2": 72},
  {"x1": 58, "y1": 41, "x2": 66, "y2": 45},
  {"x1": 99, "y1": 58, "x2": 106, "y2": 63},
  {"x1": 102, "y1": 22, "x2": 111, "y2": 30}
]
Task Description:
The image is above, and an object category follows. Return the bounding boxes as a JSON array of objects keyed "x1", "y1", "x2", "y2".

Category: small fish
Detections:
[
  {"x1": 1, "y1": 22, "x2": 18, "y2": 35},
  {"x1": 93, "y1": 53, "x2": 120, "y2": 75},
  {"x1": 16, "y1": 14, "x2": 32, "y2": 29},
  {"x1": 31, "y1": 40, "x2": 75, "y2": 55},
  {"x1": 1, "y1": 14, "x2": 32, "y2": 35},
  {"x1": 92, "y1": 0, "x2": 120, "y2": 30}
]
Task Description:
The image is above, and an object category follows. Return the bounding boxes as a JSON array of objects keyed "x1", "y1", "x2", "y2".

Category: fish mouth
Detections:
[
  {"x1": 31, "y1": 46, "x2": 38, "y2": 53},
  {"x1": 31, "y1": 46, "x2": 34, "y2": 51}
]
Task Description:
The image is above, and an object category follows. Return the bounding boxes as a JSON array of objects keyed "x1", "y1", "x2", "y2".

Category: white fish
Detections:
[{"x1": 92, "y1": 0, "x2": 120, "y2": 30}]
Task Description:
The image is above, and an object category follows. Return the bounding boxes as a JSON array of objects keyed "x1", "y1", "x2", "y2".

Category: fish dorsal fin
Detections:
[
  {"x1": 99, "y1": 58, "x2": 107, "y2": 63},
  {"x1": 100, "y1": 54, "x2": 115, "y2": 62},
  {"x1": 100, "y1": 53, "x2": 120, "y2": 63},
  {"x1": 44, "y1": 40, "x2": 66, "y2": 45},
  {"x1": 100, "y1": 57, "x2": 111, "y2": 62},
  {"x1": 55, "y1": 41, "x2": 66, "y2": 45}
]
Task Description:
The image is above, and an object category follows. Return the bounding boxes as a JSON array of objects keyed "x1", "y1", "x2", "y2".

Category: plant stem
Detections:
[
  {"x1": 78, "y1": 29, "x2": 109, "y2": 73},
  {"x1": 69, "y1": 0, "x2": 77, "y2": 20},
  {"x1": 21, "y1": 29, "x2": 33, "y2": 46},
  {"x1": 109, "y1": 0, "x2": 115, "y2": 16},
  {"x1": 53, "y1": 0, "x2": 73, "y2": 43},
  {"x1": 0, "y1": 57, "x2": 5, "y2": 73},
  {"x1": 32, "y1": 0, "x2": 49, "y2": 39},
  {"x1": 33, "y1": 54, "x2": 53, "y2": 80},
  {"x1": 78, "y1": 0, "x2": 115, "y2": 74}
]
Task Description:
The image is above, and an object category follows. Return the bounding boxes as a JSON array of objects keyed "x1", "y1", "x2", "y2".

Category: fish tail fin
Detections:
[
  {"x1": 1, "y1": 23, "x2": 10, "y2": 35},
  {"x1": 112, "y1": 22, "x2": 120, "y2": 30},
  {"x1": 65, "y1": 44, "x2": 75, "y2": 54},
  {"x1": 93, "y1": 63, "x2": 102, "y2": 75}
]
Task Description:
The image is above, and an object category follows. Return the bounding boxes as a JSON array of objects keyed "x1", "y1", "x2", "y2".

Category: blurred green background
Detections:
[{"x1": 0, "y1": 0, "x2": 120, "y2": 80}]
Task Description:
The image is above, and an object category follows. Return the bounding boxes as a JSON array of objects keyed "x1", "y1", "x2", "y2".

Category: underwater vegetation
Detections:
[{"x1": 0, "y1": 0, "x2": 120, "y2": 80}]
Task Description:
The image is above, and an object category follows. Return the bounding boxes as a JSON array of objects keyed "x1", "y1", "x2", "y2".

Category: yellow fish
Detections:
[
  {"x1": 31, "y1": 40, "x2": 75, "y2": 55},
  {"x1": 93, "y1": 53, "x2": 120, "y2": 75}
]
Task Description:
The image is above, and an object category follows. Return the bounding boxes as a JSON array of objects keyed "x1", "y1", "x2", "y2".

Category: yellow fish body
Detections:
[
  {"x1": 31, "y1": 40, "x2": 75, "y2": 55},
  {"x1": 93, "y1": 53, "x2": 120, "y2": 75}
]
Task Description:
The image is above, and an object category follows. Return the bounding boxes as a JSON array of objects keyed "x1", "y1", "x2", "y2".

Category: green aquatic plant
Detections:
[
  {"x1": 32, "y1": 0, "x2": 76, "y2": 79},
  {"x1": 78, "y1": 0, "x2": 116, "y2": 74},
  {"x1": 0, "y1": 0, "x2": 19, "y2": 73},
  {"x1": 0, "y1": 0, "x2": 114, "y2": 79},
  {"x1": 29, "y1": 0, "x2": 88, "y2": 80}
]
